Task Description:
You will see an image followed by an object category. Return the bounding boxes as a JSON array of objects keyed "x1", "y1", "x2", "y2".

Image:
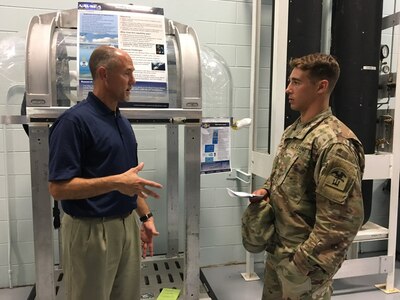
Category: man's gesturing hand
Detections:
[{"x1": 118, "y1": 162, "x2": 162, "y2": 198}]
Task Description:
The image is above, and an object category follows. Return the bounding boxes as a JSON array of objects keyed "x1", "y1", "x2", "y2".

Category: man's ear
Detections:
[
  {"x1": 97, "y1": 66, "x2": 107, "y2": 80},
  {"x1": 317, "y1": 79, "x2": 329, "y2": 94}
]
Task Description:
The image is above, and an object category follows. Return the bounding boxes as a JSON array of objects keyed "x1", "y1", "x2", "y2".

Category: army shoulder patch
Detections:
[
  {"x1": 316, "y1": 155, "x2": 357, "y2": 205},
  {"x1": 325, "y1": 167, "x2": 349, "y2": 192}
]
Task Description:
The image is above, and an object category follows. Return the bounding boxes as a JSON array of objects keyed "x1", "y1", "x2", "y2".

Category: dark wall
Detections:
[
  {"x1": 330, "y1": 0, "x2": 384, "y2": 224},
  {"x1": 330, "y1": 0, "x2": 383, "y2": 154},
  {"x1": 284, "y1": 0, "x2": 322, "y2": 128}
]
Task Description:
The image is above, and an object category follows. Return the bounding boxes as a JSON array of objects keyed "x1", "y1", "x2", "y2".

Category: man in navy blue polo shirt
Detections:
[{"x1": 48, "y1": 45, "x2": 163, "y2": 300}]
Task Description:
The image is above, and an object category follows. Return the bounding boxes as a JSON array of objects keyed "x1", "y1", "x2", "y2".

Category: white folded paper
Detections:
[{"x1": 226, "y1": 188, "x2": 264, "y2": 201}]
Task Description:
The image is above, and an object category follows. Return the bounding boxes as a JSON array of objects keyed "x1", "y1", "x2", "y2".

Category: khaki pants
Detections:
[{"x1": 61, "y1": 213, "x2": 141, "y2": 300}]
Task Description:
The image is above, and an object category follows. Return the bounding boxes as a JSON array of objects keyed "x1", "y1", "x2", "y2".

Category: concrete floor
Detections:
[
  {"x1": 200, "y1": 261, "x2": 400, "y2": 300},
  {"x1": 1, "y1": 261, "x2": 400, "y2": 299}
]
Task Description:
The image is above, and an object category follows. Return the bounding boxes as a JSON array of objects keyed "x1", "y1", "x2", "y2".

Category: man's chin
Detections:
[
  {"x1": 122, "y1": 94, "x2": 131, "y2": 102},
  {"x1": 118, "y1": 97, "x2": 130, "y2": 104}
]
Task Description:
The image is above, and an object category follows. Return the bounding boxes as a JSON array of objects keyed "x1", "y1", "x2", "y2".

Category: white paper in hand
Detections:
[{"x1": 226, "y1": 188, "x2": 264, "y2": 201}]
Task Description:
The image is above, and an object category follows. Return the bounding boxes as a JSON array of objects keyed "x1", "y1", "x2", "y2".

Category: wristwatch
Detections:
[{"x1": 140, "y1": 212, "x2": 153, "y2": 223}]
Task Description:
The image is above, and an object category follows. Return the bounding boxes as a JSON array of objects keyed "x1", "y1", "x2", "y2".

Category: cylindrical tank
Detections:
[
  {"x1": 50, "y1": 28, "x2": 182, "y2": 108},
  {"x1": 25, "y1": 11, "x2": 202, "y2": 110},
  {"x1": 330, "y1": 0, "x2": 384, "y2": 223}
]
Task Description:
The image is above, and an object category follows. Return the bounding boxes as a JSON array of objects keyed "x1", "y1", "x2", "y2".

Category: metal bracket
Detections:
[
  {"x1": 240, "y1": 272, "x2": 260, "y2": 281},
  {"x1": 226, "y1": 169, "x2": 251, "y2": 184},
  {"x1": 382, "y1": 12, "x2": 400, "y2": 30},
  {"x1": 379, "y1": 256, "x2": 392, "y2": 274},
  {"x1": 375, "y1": 283, "x2": 400, "y2": 294},
  {"x1": 171, "y1": 117, "x2": 186, "y2": 124}
]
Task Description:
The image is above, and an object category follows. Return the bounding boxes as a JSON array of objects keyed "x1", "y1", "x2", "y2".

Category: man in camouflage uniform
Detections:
[{"x1": 251, "y1": 53, "x2": 365, "y2": 299}]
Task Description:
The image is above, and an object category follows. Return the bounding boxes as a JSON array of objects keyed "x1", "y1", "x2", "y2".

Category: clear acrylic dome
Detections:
[
  {"x1": 0, "y1": 33, "x2": 26, "y2": 115},
  {"x1": 0, "y1": 33, "x2": 26, "y2": 85},
  {"x1": 200, "y1": 45, "x2": 233, "y2": 118}
]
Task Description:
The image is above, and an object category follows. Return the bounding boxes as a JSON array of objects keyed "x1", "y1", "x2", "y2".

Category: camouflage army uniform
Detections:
[{"x1": 262, "y1": 108, "x2": 365, "y2": 300}]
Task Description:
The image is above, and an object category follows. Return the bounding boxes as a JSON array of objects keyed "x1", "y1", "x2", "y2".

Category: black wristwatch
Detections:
[{"x1": 140, "y1": 212, "x2": 153, "y2": 223}]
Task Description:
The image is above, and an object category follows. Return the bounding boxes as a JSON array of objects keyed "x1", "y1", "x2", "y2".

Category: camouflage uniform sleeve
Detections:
[
  {"x1": 293, "y1": 142, "x2": 364, "y2": 275},
  {"x1": 263, "y1": 178, "x2": 272, "y2": 191}
]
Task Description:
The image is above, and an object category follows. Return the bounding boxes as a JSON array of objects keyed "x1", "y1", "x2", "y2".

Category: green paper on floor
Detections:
[{"x1": 156, "y1": 288, "x2": 181, "y2": 300}]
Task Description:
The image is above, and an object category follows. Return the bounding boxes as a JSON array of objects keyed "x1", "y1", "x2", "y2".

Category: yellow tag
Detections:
[{"x1": 157, "y1": 288, "x2": 181, "y2": 300}]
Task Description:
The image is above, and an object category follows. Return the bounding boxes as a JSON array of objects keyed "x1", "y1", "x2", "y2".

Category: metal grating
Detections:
[
  {"x1": 140, "y1": 257, "x2": 184, "y2": 299},
  {"x1": 45, "y1": 257, "x2": 209, "y2": 300},
  {"x1": 140, "y1": 256, "x2": 211, "y2": 300}
]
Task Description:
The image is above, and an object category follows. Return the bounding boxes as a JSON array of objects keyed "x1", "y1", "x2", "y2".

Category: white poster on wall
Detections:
[
  {"x1": 77, "y1": 2, "x2": 169, "y2": 107},
  {"x1": 201, "y1": 118, "x2": 232, "y2": 174}
]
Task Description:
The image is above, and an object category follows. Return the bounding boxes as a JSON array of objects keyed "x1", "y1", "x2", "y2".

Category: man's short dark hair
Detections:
[
  {"x1": 289, "y1": 53, "x2": 340, "y2": 93},
  {"x1": 89, "y1": 45, "x2": 120, "y2": 80}
]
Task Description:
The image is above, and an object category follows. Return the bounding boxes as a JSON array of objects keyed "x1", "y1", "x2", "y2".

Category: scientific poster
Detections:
[
  {"x1": 77, "y1": 2, "x2": 169, "y2": 107},
  {"x1": 201, "y1": 118, "x2": 231, "y2": 174}
]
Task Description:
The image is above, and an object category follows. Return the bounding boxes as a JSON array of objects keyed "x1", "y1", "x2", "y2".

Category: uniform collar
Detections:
[
  {"x1": 285, "y1": 108, "x2": 332, "y2": 140},
  {"x1": 87, "y1": 92, "x2": 121, "y2": 117}
]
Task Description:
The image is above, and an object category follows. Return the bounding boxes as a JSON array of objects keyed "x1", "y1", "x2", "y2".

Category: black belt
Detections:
[{"x1": 71, "y1": 211, "x2": 132, "y2": 221}]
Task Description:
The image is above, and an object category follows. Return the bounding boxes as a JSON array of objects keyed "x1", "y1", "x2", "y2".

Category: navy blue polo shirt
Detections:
[{"x1": 48, "y1": 92, "x2": 138, "y2": 217}]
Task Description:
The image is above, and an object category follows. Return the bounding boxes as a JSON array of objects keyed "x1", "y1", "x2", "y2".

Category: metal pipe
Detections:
[
  {"x1": 2, "y1": 124, "x2": 12, "y2": 288},
  {"x1": 385, "y1": 10, "x2": 400, "y2": 289},
  {"x1": 244, "y1": 0, "x2": 262, "y2": 280}
]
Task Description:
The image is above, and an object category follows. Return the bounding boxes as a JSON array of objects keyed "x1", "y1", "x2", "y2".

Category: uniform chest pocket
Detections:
[{"x1": 273, "y1": 147, "x2": 312, "y2": 204}]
